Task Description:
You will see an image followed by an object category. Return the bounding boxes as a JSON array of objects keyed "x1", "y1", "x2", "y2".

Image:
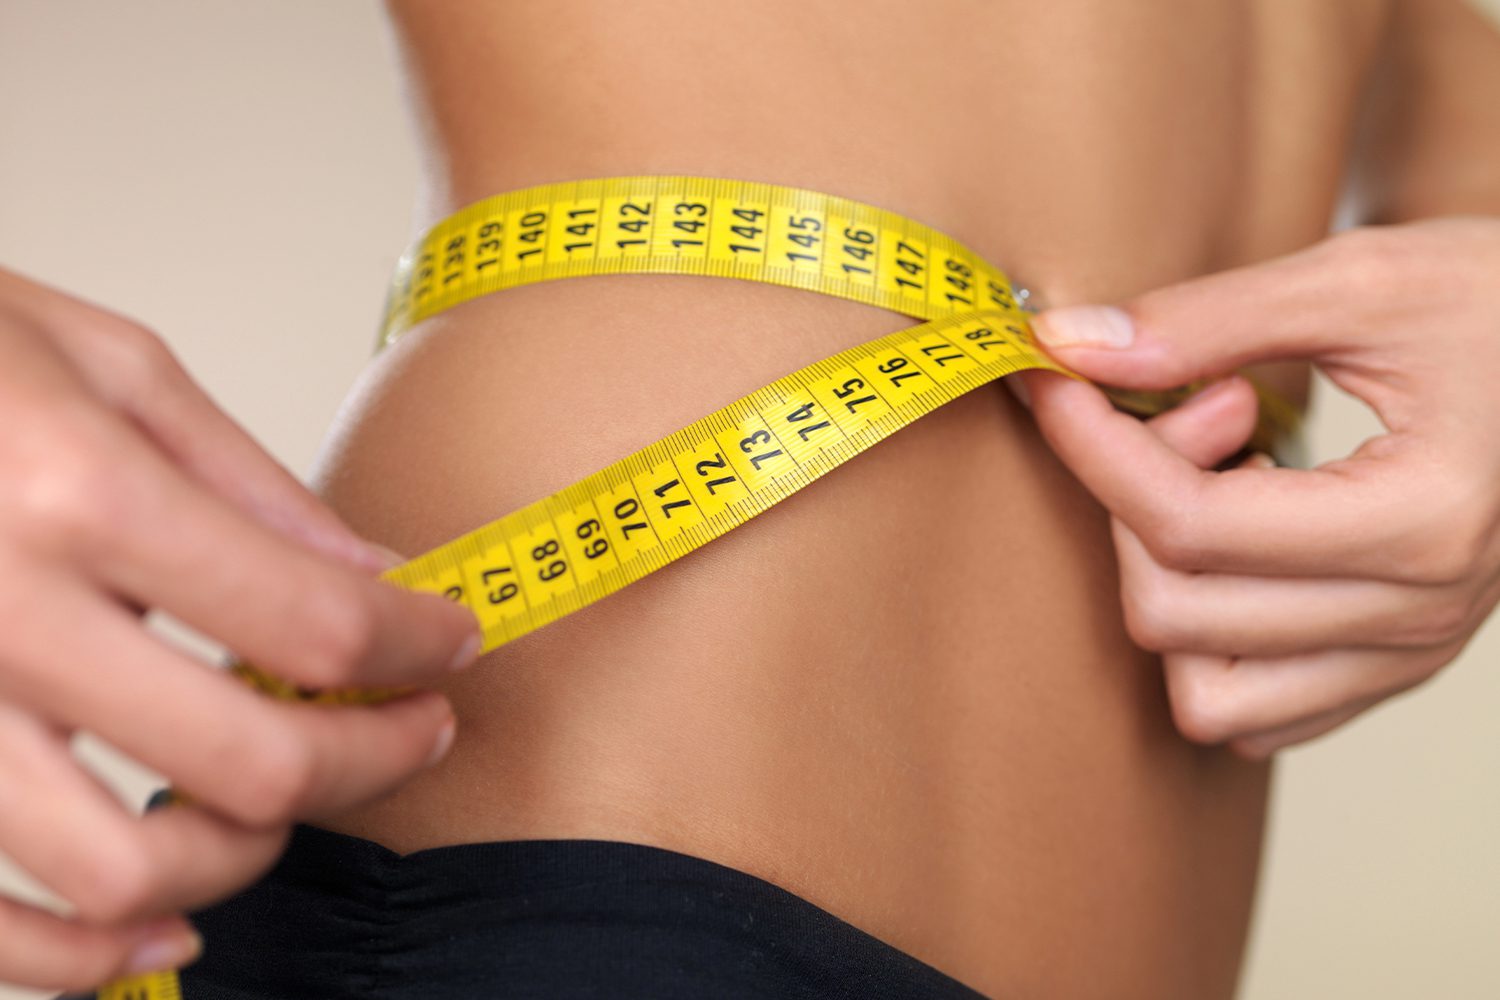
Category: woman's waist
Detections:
[
  {"x1": 309, "y1": 272, "x2": 1269, "y2": 994},
  {"x1": 308, "y1": 266, "x2": 1136, "y2": 826}
]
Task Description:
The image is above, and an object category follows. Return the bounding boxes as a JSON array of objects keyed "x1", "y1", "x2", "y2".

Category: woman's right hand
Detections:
[{"x1": 0, "y1": 268, "x2": 481, "y2": 991}]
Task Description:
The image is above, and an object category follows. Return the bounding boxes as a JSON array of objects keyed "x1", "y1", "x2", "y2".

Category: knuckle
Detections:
[
  {"x1": 297, "y1": 587, "x2": 381, "y2": 686},
  {"x1": 71, "y1": 839, "x2": 157, "y2": 924},
  {"x1": 90, "y1": 314, "x2": 179, "y2": 392},
  {"x1": 1166, "y1": 665, "x2": 1235, "y2": 745},
  {"x1": 8, "y1": 417, "x2": 134, "y2": 552},
  {"x1": 230, "y1": 724, "x2": 318, "y2": 825},
  {"x1": 1141, "y1": 520, "x2": 1200, "y2": 572},
  {"x1": 1121, "y1": 580, "x2": 1183, "y2": 653},
  {"x1": 1319, "y1": 226, "x2": 1412, "y2": 291},
  {"x1": 1133, "y1": 490, "x2": 1212, "y2": 573},
  {"x1": 1395, "y1": 595, "x2": 1473, "y2": 647},
  {"x1": 1129, "y1": 504, "x2": 1180, "y2": 564},
  {"x1": 1400, "y1": 506, "x2": 1487, "y2": 586}
]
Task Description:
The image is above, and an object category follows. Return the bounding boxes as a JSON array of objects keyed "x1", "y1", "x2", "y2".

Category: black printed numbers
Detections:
[
  {"x1": 945, "y1": 259, "x2": 972, "y2": 280},
  {"x1": 729, "y1": 205, "x2": 764, "y2": 254},
  {"x1": 737, "y1": 430, "x2": 784, "y2": 471},
  {"x1": 919, "y1": 343, "x2": 964, "y2": 367},
  {"x1": 877, "y1": 356, "x2": 924, "y2": 388},
  {"x1": 672, "y1": 200, "x2": 707, "y2": 249},
  {"x1": 894, "y1": 240, "x2": 925, "y2": 291},
  {"x1": 516, "y1": 210, "x2": 546, "y2": 262},
  {"x1": 964, "y1": 327, "x2": 1006, "y2": 351},
  {"x1": 944, "y1": 258, "x2": 974, "y2": 305},
  {"x1": 694, "y1": 453, "x2": 738, "y2": 495},
  {"x1": 564, "y1": 206, "x2": 598, "y2": 253},
  {"x1": 841, "y1": 226, "x2": 875, "y2": 275},
  {"x1": 412, "y1": 252, "x2": 435, "y2": 299},
  {"x1": 475, "y1": 221, "x2": 503, "y2": 272},
  {"x1": 442, "y1": 234, "x2": 466, "y2": 284},
  {"x1": 786, "y1": 215, "x2": 821, "y2": 264},
  {"x1": 576, "y1": 518, "x2": 610, "y2": 560},
  {"x1": 785, "y1": 402, "x2": 832, "y2": 442},
  {"x1": 529, "y1": 539, "x2": 567, "y2": 583},
  {"x1": 616, "y1": 200, "x2": 652, "y2": 250},
  {"x1": 833, "y1": 377, "x2": 878, "y2": 413},
  {"x1": 481, "y1": 566, "x2": 519, "y2": 605},
  {"x1": 652, "y1": 478, "x2": 693, "y2": 518},
  {"x1": 613, "y1": 497, "x2": 650, "y2": 539}
]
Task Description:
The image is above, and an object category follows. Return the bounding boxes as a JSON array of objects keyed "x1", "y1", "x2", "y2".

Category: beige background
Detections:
[{"x1": 1, "y1": 3, "x2": 1497, "y2": 998}]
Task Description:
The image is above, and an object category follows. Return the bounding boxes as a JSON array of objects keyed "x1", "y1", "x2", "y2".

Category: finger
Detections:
[
  {"x1": 18, "y1": 281, "x2": 393, "y2": 574},
  {"x1": 1112, "y1": 522, "x2": 1476, "y2": 657},
  {"x1": 1162, "y1": 644, "x2": 1449, "y2": 746},
  {"x1": 1013, "y1": 367, "x2": 1258, "y2": 472},
  {"x1": 1142, "y1": 375, "x2": 1260, "y2": 468},
  {"x1": 0, "y1": 898, "x2": 199, "y2": 992},
  {"x1": 1027, "y1": 228, "x2": 1418, "y2": 390},
  {"x1": 1026, "y1": 371, "x2": 1432, "y2": 579},
  {"x1": 0, "y1": 573, "x2": 457, "y2": 828},
  {"x1": 43, "y1": 413, "x2": 479, "y2": 689},
  {"x1": 0, "y1": 701, "x2": 285, "y2": 923},
  {"x1": 1227, "y1": 699, "x2": 1379, "y2": 761}
]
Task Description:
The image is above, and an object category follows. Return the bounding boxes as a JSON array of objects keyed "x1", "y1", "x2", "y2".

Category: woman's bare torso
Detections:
[{"x1": 312, "y1": 2, "x2": 1389, "y2": 996}]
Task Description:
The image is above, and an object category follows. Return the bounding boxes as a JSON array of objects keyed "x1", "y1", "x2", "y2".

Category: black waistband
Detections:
[{"x1": 163, "y1": 824, "x2": 987, "y2": 999}]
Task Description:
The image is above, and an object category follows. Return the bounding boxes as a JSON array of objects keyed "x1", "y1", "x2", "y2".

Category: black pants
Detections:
[{"x1": 160, "y1": 824, "x2": 986, "y2": 999}]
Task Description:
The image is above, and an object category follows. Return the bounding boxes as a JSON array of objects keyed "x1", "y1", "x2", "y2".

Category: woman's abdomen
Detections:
[
  {"x1": 308, "y1": 272, "x2": 1268, "y2": 998},
  {"x1": 296, "y1": 0, "x2": 1370, "y2": 991}
]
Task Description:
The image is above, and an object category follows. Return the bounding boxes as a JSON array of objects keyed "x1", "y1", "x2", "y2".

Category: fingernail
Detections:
[
  {"x1": 1242, "y1": 452, "x2": 1278, "y2": 469},
  {"x1": 336, "y1": 540, "x2": 407, "y2": 574},
  {"x1": 447, "y1": 632, "x2": 481, "y2": 672},
  {"x1": 425, "y1": 715, "x2": 457, "y2": 767},
  {"x1": 1032, "y1": 306, "x2": 1135, "y2": 348},
  {"x1": 124, "y1": 925, "x2": 202, "y2": 974},
  {"x1": 367, "y1": 544, "x2": 408, "y2": 570}
]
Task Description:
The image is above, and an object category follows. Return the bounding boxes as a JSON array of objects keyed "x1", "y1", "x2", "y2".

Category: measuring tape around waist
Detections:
[
  {"x1": 373, "y1": 176, "x2": 1297, "y2": 431},
  {"x1": 364, "y1": 175, "x2": 1295, "y2": 657},
  {"x1": 99, "y1": 176, "x2": 1298, "y2": 998}
]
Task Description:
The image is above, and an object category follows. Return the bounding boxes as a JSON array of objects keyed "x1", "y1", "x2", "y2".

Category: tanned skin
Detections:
[{"x1": 309, "y1": 3, "x2": 1499, "y2": 996}]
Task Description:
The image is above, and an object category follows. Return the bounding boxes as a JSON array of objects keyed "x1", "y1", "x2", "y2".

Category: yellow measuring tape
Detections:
[{"x1": 99, "y1": 176, "x2": 1297, "y2": 997}]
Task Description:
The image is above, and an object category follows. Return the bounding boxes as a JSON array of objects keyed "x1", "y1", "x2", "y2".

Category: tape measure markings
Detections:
[
  {"x1": 98, "y1": 970, "x2": 181, "y2": 1000},
  {"x1": 380, "y1": 176, "x2": 1017, "y2": 348},
  {"x1": 378, "y1": 310, "x2": 1060, "y2": 656},
  {"x1": 378, "y1": 177, "x2": 1295, "y2": 442}
]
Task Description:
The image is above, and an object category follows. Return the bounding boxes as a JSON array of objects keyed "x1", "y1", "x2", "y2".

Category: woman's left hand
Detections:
[{"x1": 1017, "y1": 217, "x2": 1500, "y2": 758}]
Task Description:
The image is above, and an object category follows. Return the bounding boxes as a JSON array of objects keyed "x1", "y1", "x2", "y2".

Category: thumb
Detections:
[{"x1": 1028, "y1": 234, "x2": 1378, "y2": 390}]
